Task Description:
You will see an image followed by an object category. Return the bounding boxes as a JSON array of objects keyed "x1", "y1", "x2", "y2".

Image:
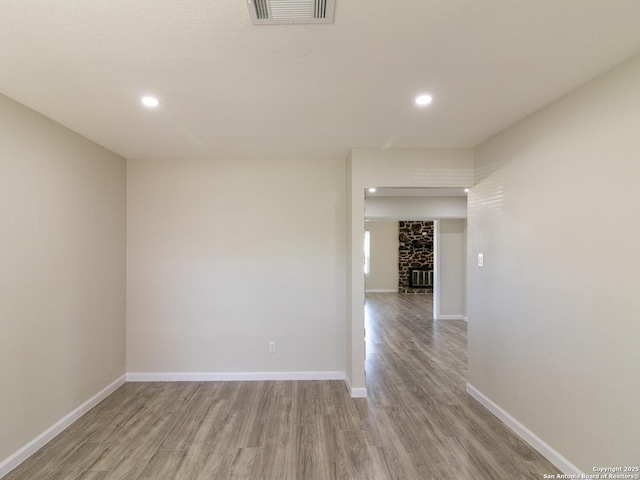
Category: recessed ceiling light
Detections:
[
  {"x1": 415, "y1": 94, "x2": 433, "y2": 106},
  {"x1": 464, "y1": 188, "x2": 469, "y2": 193},
  {"x1": 368, "y1": 187, "x2": 376, "y2": 193},
  {"x1": 141, "y1": 96, "x2": 160, "y2": 108}
]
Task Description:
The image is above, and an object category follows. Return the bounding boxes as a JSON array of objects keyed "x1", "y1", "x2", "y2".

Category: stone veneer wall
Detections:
[{"x1": 398, "y1": 221, "x2": 434, "y2": 294}]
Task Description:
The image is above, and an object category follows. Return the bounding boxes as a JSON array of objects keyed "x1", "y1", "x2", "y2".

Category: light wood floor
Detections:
[{"x1": 5, "y1": 293, "x2": 560, "y2": 479}]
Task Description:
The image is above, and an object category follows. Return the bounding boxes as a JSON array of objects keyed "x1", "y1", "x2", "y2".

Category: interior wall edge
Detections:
[{"x1": 344, "y1": 376, "x2": 367, "y2": 398}]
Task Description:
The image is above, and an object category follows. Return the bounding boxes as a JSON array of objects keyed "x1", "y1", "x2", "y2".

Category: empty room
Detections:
[{"x1": 2, "y1": 1, "x2": 640, "y2": 479}]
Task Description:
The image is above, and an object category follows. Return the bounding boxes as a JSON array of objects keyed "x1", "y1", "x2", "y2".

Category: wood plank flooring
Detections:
[{"x1": 4, "y1": 293, "x2": 560, "y2": 479}]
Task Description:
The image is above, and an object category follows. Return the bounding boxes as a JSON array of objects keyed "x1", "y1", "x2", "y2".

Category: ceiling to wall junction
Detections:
[{"x1": 2, "y1": 1, "x2": 640, "y2": 160}]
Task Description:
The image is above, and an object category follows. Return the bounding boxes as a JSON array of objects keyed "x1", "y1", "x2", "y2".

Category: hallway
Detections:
[{"x1": 364, "y1": 293, "x2": 559, "y2": 478}]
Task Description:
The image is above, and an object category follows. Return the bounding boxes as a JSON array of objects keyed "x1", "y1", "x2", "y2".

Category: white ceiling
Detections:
[{"x1": 2, "y1": 1, "x2": 640, "y2": 160}]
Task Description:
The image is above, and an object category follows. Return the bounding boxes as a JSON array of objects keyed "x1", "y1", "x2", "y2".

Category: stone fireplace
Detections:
[{"x1": 398, "y1": 221, "x2": 434, "y2": 294}]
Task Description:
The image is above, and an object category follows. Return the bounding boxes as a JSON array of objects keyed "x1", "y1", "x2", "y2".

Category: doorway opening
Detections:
[{"x1": 352, "y1": 186, "x2": 469, "y2": 397}]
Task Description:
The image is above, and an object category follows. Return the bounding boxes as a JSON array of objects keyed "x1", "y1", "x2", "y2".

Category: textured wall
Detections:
[
  {"x1": 365, "y1": 221, "x2": 399, "y2": 292},
  {"x1": 469, "y1": 54, "x2": 640, "y2": 471},
  {"x1": 365, "y1": 196, "x2": 467, "y2": 220},
  {"x1": 127, "y1": 157, "x2": 346, "y2": 375},
  {"x1": 437, "y1": 219, "x2": 466, "y2": 317}
]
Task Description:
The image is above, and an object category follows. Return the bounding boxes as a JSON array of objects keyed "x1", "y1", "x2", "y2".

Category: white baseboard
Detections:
[
  {"x1": 344, "y1": 376, "x2": 367, "y2": 398},
  {"x1": 365, "y1": 289, "x2": 398, "y2": 293},
  {"x1": 466, "y1": 383, "x2": 582, "y2": 476},
  {"x1": 436, "y1": 314, "x2": 467, "y2": 321},
  {"x1": 2, "y1": 371, "x2": 357, "y2": 478},
  {"x1": 0, "y1": 375, "x2": 126, "y2": 479},
  {"x1": 126, "y1": 371, "x2": 346, "y2": 382}
]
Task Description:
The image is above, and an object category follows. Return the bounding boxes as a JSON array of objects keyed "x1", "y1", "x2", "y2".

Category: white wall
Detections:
[
  {"x1": 347, "y1": 148, "x2": 474, "y2": 393},
  {"x1": 365, "y1": 221, "x2": 398, "y2": 292},
  {"x1": 365, "y1": 196, "x2": 466, "y2": 220},
  {"x1": 0, "y1": 95, "x2": 126, "y2": 464},
  {"x1": 127, "y1": 157, "x2": 346, "y2": 376},
  {"x1": 436, "y1": 219, "x2": 466, "y2": 318},
  {"x1": 462, "y1": 219, "x2": 467, "y2": 315},
  {"x1": 468, "y1": 54, "x2": 640, "y2": 471}
]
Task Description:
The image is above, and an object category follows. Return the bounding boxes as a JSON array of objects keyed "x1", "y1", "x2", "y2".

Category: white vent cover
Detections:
[{"x1": 247, "y1": 0, "x2": 335, "y2": 25}]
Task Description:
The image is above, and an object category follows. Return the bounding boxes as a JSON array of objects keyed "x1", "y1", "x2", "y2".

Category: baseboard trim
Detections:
[
  {"x1": 365, "y1": 289, "x2": 398, "y2": 293},
  {"x1": 344, "y1": 376, "x2": 367, "y2": 398},
  {"x1": 0, "y1": 374, "x2": 126, "y2": 479},
  {"x1": 126, "y1": 371, "x2": 346, "y2": 382},
  {"x1": 2, "y1": 371, "x2": 357, "y2": 477},
  {"x1": 436, "y1": 314, "x2": 467, "y2": 321},
  {"x1": 466, "y1": 383, "x2": 582, "y2": 476}
]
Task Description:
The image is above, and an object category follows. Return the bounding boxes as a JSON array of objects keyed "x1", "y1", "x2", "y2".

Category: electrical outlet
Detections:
[
  {"x1": 478, "y1": 253, "x2": 484, "y2": 267},
  {"x1": 269, "y1": 341, "x2": 276, "y2": 353}
]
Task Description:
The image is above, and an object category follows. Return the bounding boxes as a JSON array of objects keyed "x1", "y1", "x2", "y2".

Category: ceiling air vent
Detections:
[{"x1": 247, "y1": 0, "x2": 335, "y2": 25}]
